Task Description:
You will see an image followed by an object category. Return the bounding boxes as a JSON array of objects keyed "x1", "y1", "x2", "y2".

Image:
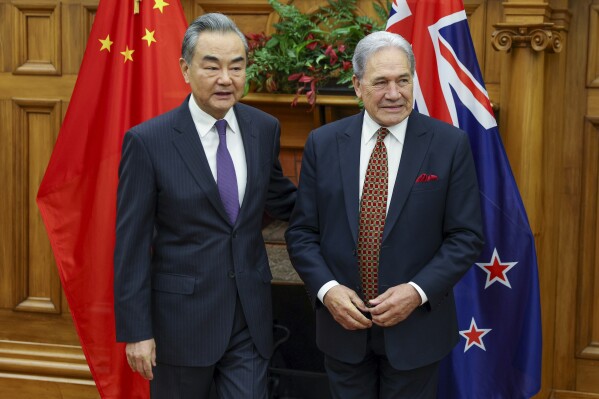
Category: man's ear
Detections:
[
  {"x1": 352, "y1": 75, "x2": 362, "y2": 99},
  {"x1": 179, "y1": 58, "x2": 190, "y2": 83}
]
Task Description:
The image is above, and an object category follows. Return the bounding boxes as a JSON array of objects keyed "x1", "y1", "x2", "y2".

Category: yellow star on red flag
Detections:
[
  {"x1": 142, "y1": 29, "x2": 157, "y2": 47},
  {"x1": 153, "y1": 0, "x2": 169, "y2": 13},
  {"x1": 99, "y1": 35, "x2": 113, "y2": 52},
  {"x1": 120, "y1": 46, "x2": 135, "y2": 63}
]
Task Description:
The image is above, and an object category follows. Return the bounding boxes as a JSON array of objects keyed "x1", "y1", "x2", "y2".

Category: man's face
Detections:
[
  {"x1": 180, "y1": 31, "x2": 246, "y2": 119},
  {"x1": 352, "y1": 47, "x2": 414, "y2": 127}
]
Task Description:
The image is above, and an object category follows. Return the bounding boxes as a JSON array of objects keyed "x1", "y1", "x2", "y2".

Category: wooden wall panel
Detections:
[
  {"x1": 196, "y1": 0, "x2": 273, "y2": 34},
  {"x1": 12, "y1": 0, "x2": 61, "y2": 75},
  {"x1": 0, "y1": 3, "x2": 11, "y2": 72},
  {"x1": 464, "y1": 0, "x2": 486, "y2": 70},
  {"x1": 483, "y1": 0, "x2": 504, "y2": 103},
  {"x1": 576, "y1": 117, "x2": 599, "y2": 394},
  {"x1": 61, "y1": 2, "x2": 97, "y2": 75},
  {"x1": 552, "y1": 0, "x2": 598, "y2": 396},
  {"x1": 12, "y1": 98, "x2": 62, "y2": 314},
  {"x1": 588, "y1": 5, "x2": 599, "y2": 86},
  {"x1": 540, "y1": 17, "x2": 569, "y2": 399},
  {"x1": 0, "y1": 100, "x2": 15, "y2": 309}
]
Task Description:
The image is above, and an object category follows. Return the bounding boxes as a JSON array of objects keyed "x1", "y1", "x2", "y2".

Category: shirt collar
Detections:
[
  {"x1": 361, "y1": 110, "x2": 408, "y2": 146},
  {"x1": 188, "y1": 96, "x2": 238, "y2": 138}
]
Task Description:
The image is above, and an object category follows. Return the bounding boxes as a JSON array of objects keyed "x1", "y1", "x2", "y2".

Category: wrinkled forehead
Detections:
[{"x1": 364, "y1": 47, "x2": 412, "y2": 77}]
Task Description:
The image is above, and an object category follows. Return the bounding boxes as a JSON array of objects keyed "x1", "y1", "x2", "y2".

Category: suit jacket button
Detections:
[{"x1": 228, "y1": 271, "x2": 235, "y2": 278}]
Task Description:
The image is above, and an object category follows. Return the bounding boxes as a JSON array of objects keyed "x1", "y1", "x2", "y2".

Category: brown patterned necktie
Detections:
[{"x1": 358, "y1": 127, "x2": 389, "y2": 304}]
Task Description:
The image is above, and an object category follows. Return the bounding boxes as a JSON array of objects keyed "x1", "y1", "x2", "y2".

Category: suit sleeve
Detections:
[
  {"x1": 411, "y1": 131, "x2": 484, "y2": 308},
  {"x1": 285, "y1": 132, "x2": 337, "y2": 305},
  {"x1": 264, "y1": 121, "x2": 297, "y2": 221},
  {"x1": 113, "y1": 130, "x2": 156, "y2": 342}
]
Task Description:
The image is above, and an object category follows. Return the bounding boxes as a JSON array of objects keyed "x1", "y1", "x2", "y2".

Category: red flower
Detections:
[
  {"x1": 299, "y1": 75, "x2": 314, "y2": 83},
  {"x1": 245, "y1": 32, "x2": 270, "y2": 51},
  {"x1": 342, "y1": 60, "x2": 352, "y2": 71},
  {"x1": 324, "y1": 45, "x2": 338, "y2": 65},
  {"x1": 338, "y1": 44, "x2": 346, "y2": 53},
  {"x1": 305, "y1": 33, "x2": 318, "y2": 50}
]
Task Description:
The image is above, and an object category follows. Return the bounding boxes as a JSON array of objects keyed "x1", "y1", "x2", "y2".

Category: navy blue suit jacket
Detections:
[
  {"x1": 285, "y1": 110, "x2": 483, "y2": 370},
  {"x1": 114, "y1": 96, "x2": 296, "y2": 366}
]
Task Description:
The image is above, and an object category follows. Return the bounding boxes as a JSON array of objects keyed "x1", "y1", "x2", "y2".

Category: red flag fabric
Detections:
[{"x1": 36, "y1": 0, "x2": 189, "y2": 397}]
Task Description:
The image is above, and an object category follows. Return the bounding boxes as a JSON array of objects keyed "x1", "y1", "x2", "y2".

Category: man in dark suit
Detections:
[
  {"x1": 113, "y1": 13, "x2": 296, "y2": 398},
  {"x1": 285, "y1": 31, "x2": 484, "y2": 398}
]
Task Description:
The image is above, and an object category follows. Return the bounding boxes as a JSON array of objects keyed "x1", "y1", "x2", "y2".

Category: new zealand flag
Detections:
[{"x1": 386, "y1": 1, "x2": 542, "y2": 397}]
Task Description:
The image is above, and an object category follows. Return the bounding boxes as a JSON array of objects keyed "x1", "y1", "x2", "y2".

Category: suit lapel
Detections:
[
  {"x1": 233, "y1": 104, "x2": 257, "y2": 226},
  {"x1": 171, "y1": 97, "x2": 231, "y2": 224},
  {"x1": 383, "y1": 111, "x2": 433, "y2": 242},
  {"x1": 338, "y1": 112, "x2": 364, "y2": 244}
]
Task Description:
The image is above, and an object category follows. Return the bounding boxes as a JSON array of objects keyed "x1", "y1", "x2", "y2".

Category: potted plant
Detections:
[{"x1": 245, "y1": 0, "x2": 389, "y2": 107}]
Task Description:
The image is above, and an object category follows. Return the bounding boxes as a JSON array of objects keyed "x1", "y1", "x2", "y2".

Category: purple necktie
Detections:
[{"x1": 215, "y1": 119, "x2": 239, "y2": 224}]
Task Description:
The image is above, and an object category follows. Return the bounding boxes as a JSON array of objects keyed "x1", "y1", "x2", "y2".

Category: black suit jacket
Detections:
[
  {"x1": 114, "y1": 96, "x2": 296, "y2": 366},
  {"x1": 285, "y1": 110, "x2": 484, "y2": 370}
]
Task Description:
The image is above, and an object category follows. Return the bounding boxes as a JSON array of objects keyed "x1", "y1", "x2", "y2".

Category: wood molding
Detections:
[
  {"x1": 0, "y1": 340, "x2": 93, "y2": 384},
  {"x1": 550, "y1": 8, "x2": 571, "y2": 32},
  {"x1": 241, "y1": 93, "x2": 359, "y2": 148},
  {"x1": 491, "y1": 22, "x2": 564, "y2": 53},
  {"x1": 551, "y1": 390, "x2": 599, "y2": 399},
  {"x1": 588, "y1": 5, "x2": 599, "y2": 87},
  {"x1": 577, "y1": 116, "x2": 599, "y2": 361},
  {"x1": 82, "y1": 4, "x2": 97, "y2": 44},
  {"x1": 12, "y1": 98, "x2": 62, "y2": 314},
  {"x1": 11, "y1": 0, "x2": 61, "y2": 75},
  {"x1": 241, "y1": 92, "x2": 358, "y2": 107},
  {"x1": 502, "y1": 1, "x2": 552, "y2": 24},
  {"x1": 196, "y1": 0, "x2": 273, "y2": 14}
]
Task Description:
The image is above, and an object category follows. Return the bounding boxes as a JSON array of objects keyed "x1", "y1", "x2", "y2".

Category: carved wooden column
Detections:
[
  {"x1": 492, "y1": 3, "x2": 568, "y2": 398},
  {"x1": 491, "y1": 2, "x2": 563, "y2": 234}
]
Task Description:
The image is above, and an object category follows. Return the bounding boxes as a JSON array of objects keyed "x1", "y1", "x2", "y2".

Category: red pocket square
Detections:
[{"x1": 415, "y1": 173, "x2": 438, "y2": 183}]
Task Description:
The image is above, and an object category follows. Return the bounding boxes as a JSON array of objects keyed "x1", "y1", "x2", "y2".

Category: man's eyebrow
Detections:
[
  {"x1": 371, "y1": 72, "x2": 411, "y2": 80},
  {"x1": 201, "y1": 55, "x2": 246, "y2": 63}
]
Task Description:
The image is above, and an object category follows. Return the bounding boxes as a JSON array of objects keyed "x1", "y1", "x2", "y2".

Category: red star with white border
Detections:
[
  {"x1": 476, "y1": 248, "x2": 517, "y2": 289},
  {"x1": 460, "y1": 317, "x2": 492, "y2": 352}
]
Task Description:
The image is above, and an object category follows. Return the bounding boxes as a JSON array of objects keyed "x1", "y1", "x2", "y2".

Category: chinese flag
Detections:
[{"x1": 36, "y1": 0, "x2": 189, "y2": 397}]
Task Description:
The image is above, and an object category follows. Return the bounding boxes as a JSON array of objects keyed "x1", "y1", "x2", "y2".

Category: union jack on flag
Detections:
[{"x1": 387, "y1": 1, "x2": 542, "y2": 398}]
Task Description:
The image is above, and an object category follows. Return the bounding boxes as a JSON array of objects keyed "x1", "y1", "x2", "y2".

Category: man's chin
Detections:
[{"x1": 374, "y1": 111, "x2": 409, "y2": 126}]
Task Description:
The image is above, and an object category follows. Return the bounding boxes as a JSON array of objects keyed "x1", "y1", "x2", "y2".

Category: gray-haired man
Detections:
[{"x1": 114, "y1": 13, "x2": 296, "y2": 398}]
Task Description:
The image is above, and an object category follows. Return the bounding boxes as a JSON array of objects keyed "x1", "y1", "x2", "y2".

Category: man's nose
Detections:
[
  {"x1": 385, "y1": 82, "x2": 401, "y2": 99},
  {"x1": 217, "y1": 70, "x2": 232, "y2": 84}
]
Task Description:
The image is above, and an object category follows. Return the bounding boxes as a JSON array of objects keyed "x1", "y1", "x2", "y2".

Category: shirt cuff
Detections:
[
  {"x1": 317, "y1": 280, "x2": 340, "y2": 304},
  {"x1": 408, "y1": 281, "x2": 428, "y2": 305}
]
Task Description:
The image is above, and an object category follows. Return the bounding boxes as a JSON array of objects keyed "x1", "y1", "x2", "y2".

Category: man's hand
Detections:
[
  {"x1": 368, "y1": 284, "x2": 420, "y2": 328},
  {"x1": 323, "y1": 285, "x2": 372, "y2": 330},
  {"x1": 126, "y1": 338, "x2": 156, "y2": 380}
]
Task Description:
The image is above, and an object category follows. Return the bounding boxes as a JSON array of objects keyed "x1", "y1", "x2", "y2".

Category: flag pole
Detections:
[{"x1": 134, "y1": 0, "x2": 141, "y2": 14}]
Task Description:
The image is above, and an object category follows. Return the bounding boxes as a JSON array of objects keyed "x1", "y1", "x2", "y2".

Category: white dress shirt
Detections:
[
  {"x1": 317, "y1": 111, "x2": 428, "y2": 306},
  {"x1": 188, "y1": 96, "x2": 247, "y2": 206}
]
